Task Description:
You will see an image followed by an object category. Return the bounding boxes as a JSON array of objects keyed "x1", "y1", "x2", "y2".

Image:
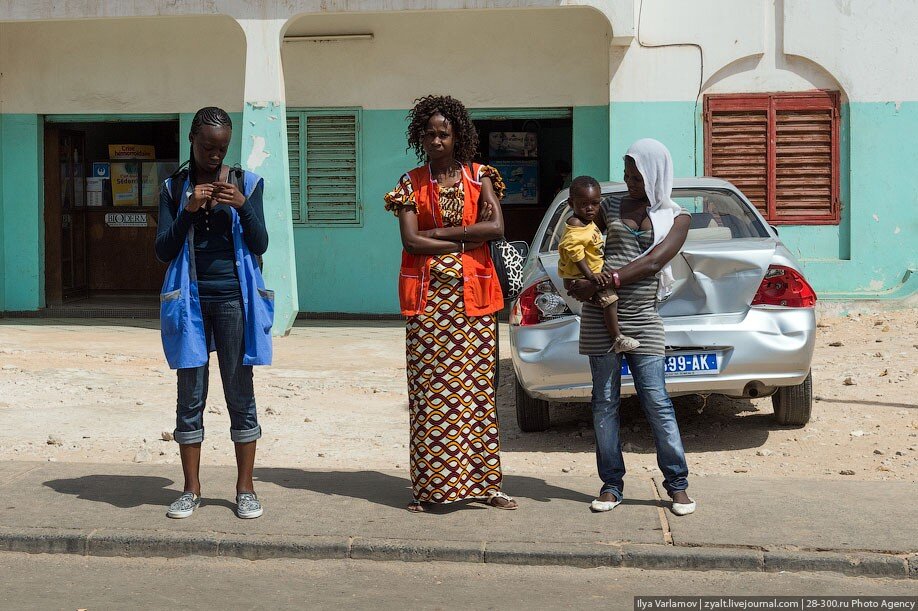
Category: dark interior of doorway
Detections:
[
  {"x1": 44, "y1": 120, "x2": 179, "y2": 310},
  {"x1": 473, "y1": 117, "x2": 572, "y2": 244}
]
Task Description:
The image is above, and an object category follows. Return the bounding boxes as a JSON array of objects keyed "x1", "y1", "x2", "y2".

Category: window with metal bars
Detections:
[
  {"x1": 704, "y1": 91, "x2": 840, "y2": 225},
  {"x1": 287, "y1": 108, "x2": 361, "y2": 226}
]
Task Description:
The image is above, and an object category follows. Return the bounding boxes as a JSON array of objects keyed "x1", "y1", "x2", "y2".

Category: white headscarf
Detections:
[{"x1": 625, "y1": 138, "x2": 682, "y2": 301}]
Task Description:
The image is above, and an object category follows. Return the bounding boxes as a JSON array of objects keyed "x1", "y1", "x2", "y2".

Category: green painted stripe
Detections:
[
  {"x1": 573, "y1": 105, "x2": 610, "y2": 181},
  {"x1": 0, "y1": 114, "x2": 43, "y2": 310},
  {"x1": 470, "y1": 107, "x2": 573, "y2": 120},
  {"x1": 45, "y1": 114, "x2": 179, "y2": 123}
]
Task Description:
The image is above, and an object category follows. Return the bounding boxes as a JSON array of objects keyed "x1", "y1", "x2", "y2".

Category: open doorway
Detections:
[
  {"x1": 473, "y1": 113, "x2": 573, "y2": 244},
  {"x1": 43, "y1": 118, "x2": 180, "y2": 308}
]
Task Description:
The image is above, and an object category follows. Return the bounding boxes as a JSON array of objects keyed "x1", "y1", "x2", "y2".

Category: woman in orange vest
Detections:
[{"x1": 384, "y1": 95, "x2": 517, "y2": 512}]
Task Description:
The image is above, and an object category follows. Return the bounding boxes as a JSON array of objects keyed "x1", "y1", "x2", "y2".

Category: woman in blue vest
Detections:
[{"x1": 155, "y1": 107, "x2": 273, "y2": 520}]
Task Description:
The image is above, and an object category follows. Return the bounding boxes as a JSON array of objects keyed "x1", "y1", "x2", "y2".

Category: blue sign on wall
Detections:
[{"x1": 92, "y1": 162, "x2": 110, "y2": 179}]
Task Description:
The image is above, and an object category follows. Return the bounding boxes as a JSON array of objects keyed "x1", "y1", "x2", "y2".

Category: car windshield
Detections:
[{"x1": 540, "y1": 187, "x2": 769, "y2": 253}]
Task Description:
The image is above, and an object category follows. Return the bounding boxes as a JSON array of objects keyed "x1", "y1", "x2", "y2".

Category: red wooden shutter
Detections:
[
  {"x1": 705, "y1": 92, "x2": 840, "y2": 225},
  {"x1": 705, "y1": 97, "x2": 769, "y2": 215},
  {"x1": 773, "y1": 93, "x2": 839, "y2": 223}
]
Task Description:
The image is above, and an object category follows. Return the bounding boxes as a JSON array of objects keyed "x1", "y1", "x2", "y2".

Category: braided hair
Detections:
[
  {"x1": 406, "y1": 95, "x2": 478, "y2": 164},
  {"x1": 186, "y1": 106, "x2": 232, "y2": 182}
]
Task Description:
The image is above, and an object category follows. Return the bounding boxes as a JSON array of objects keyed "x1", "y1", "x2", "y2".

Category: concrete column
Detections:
[{"x1": 236, "y1": 18, "x2": 298, "y2": 334}]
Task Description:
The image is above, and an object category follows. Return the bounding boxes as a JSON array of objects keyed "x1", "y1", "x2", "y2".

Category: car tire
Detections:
[
  {"x1": 514, "y1": 375, "x2": 551, "y2": 432},
  {"x1": 772, "y1": 370, "x2": 812, "y2": 426}
]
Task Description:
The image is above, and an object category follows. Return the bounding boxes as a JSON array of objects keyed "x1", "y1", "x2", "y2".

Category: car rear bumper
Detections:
[{"x1": 509, "y1": 307, "x2": 816, "y2": 402}]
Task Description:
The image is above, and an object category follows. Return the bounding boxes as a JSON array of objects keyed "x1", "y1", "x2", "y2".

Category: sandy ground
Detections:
[{"x1": 0, "y1": 308, "x2": 915, "y2": 481}]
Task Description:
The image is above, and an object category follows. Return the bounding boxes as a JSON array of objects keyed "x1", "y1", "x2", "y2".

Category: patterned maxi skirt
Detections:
[{"x1": 405, "y1": 274, "x2": 502, "y2": 503}]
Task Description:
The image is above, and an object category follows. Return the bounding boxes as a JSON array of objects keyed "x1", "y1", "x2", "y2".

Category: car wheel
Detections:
[
  {"x1": 772, "y1": 370, "x2": 812, "y2": 426},
  {"x1": 514, "y1": 375, "x2": 551, "y2": 432}
]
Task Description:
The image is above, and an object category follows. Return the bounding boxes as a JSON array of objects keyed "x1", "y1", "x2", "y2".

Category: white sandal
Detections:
[
  {"x1": 671, "y1": 498, "x2": 696, "y2": 516},
  {"x1": 590, "y1": 495, "x2": 622, "y2": 512},
  {"x1": 486, "y1": 491, "x2": 518, "y2": 510}
]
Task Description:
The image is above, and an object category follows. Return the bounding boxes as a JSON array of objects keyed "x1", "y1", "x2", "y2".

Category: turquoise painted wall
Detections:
[
  {"x1": 610, "y1": 100, "x2": 917, "y2": 299},
  {"x1": 0, "y1": 114, "x2": 43, "y2": 310},
  {"x1": 610, "y1": 101, "x2": 698, "y2": 179},
  {"x1": 0, "y1": 116, "x2": 5, "y2": 310},
  {"x1": 2, "y1": 101, "x2": 915, "y2": 313},
  {"x1": 292, "y1": 109, "x2": 407, "y2": 314},
  {"x1": 293, "y1": 105, "x2": 612, "y2": 314},
  {"x1": 572, "y1": 105, "x2": 610, "y2": 181},
  {"x1": 787, "y1": 102, "x2": 918, "y2": 298}
]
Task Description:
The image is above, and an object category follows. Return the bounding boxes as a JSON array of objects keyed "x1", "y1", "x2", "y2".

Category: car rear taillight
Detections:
[
  {"x1": 751, "y1": 265, "x2": 817, "y2": 307},
  {"x1": 510, "y1": 278, "x2": 573, "y2": 326}
]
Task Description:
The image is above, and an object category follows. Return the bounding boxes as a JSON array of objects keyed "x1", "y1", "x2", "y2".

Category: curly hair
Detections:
[{"x1": 406, "y1": 95, "x2": 479, "y2": 163}]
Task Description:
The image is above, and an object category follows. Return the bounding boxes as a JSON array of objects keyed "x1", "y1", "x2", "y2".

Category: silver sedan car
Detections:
[{"x1": 509, "y1": 178, "x2": 816, "y2": 431}]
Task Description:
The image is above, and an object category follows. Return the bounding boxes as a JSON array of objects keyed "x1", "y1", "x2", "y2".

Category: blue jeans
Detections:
[
  {"x1": 589, "y1": 353, "x2": 688, "y2": 501},
  {"x1": 174, "y1": 299, "x2": 261, "y2": 445}
]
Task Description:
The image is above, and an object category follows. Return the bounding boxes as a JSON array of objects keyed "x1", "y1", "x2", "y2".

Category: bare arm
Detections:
[
  {"x1": 397, "y1": 207, "x2": 482, "y2": 255},
  {"x1": 420, "y1": 176, "x2": 505, "y2": 242},
  {"x1": 574, "y1": 258, "x2": 598, "y2": 283}
]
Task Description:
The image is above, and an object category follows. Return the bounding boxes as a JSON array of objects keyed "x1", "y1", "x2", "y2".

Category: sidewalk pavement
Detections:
[{"x1": 1, "y1": 461, "x2": 915, "y2": 578}]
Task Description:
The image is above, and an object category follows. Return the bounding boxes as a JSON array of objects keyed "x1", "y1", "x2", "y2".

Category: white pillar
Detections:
[{"x1": 236, "y1": 18, "x2": 298, "y2": 334}]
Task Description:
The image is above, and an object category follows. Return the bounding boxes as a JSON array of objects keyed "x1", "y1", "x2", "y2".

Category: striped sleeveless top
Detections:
[{"x1": 578, "y1": 196, "x2": 688, "y2": 356}]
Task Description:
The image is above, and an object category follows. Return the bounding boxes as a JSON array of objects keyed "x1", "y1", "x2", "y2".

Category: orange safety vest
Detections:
[{"x1": 397, "y1": 163, "x2": 504, "y2": 317}]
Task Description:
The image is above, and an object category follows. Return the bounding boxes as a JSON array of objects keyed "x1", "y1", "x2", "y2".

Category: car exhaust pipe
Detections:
[{"x1": 744, "y1": 381, "x2": 766, "y2": 398}]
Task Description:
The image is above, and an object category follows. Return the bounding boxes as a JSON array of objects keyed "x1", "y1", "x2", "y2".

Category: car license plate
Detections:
[{"x1": 621, "y1": 352, "x2": 719, "y2": 377}]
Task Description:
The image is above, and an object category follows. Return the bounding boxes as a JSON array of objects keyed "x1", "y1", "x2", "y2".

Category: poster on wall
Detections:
[
  {"x1": 108, "y1": 144, "x2": 156, "y2": 160},
  {"x1": 488, "y1": 132, "x2": 538, "y2": 158},
  {"x1": 111, "y1": 162, "x2": 140, "y2": 207},
  {"x1": 109, "y1": 145, "x2": 157, "y2": 207},
  {"x1": 86, "y1": 177, "x2": 105, "y2": 207},
  {"x1": 493, "y1": 160, "x2": 539, "y2": 205}
]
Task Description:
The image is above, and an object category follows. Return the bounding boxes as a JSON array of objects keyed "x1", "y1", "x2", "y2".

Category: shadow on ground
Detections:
[
  {"x1": 43, "y1": 475, "x2": 235, "y2": 511},
  {"x1": 496, "y1": 358, "x2": 777, "y2": 454},
  {"x1": 254, "y1": 468, "x2": 597, "y2": 511}
]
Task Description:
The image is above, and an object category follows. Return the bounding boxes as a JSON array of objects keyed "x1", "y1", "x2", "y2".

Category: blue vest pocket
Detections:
[
  {"x1": 160, "y1": 289, "x2": 184, "y2": 336},
  {"x1": 256, "y1": 287, "x2": 275, "y2": 333}
]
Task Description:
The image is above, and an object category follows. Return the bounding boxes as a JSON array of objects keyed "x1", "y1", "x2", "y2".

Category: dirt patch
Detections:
[{"x1": 0, "y1": 310, "x2": 915, "y2": 482}]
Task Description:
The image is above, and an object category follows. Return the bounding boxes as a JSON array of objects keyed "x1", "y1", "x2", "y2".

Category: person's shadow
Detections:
[
  {"x1": 254, "y1": 468, "x2": 599, "y2": 513},
  {"x1": 43, "y1": 475, "x2": 235, "y2": 511}
]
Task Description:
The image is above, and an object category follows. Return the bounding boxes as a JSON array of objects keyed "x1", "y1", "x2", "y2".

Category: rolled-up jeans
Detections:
[
  {"x1": 589, "y1": 352, "x2": 688, "y2": 501},
  {"x1": 173, "y1": 298, "x2": 262, "y2": 445}
]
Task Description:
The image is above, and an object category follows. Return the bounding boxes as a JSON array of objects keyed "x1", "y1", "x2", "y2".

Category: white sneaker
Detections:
[
  {"x1": 590, "y1": 496, "x2": 622, "y2": 512},
  {"x1": 671, "y1": 498, "x2": 696, "y2": 516},
  {"x1": 166, "y1": 492, "x2": 200, "y2": 519},
  {"x1": 236, "y1": 492, "x2": 263, "y2": 519}
]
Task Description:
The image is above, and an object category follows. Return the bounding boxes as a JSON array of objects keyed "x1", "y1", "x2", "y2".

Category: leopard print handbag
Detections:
[{"x1": 490, "y1": 239, "x2": 529, "y2": 301}]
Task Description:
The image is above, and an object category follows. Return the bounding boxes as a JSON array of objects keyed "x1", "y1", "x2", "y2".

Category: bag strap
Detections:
[
  {"x1": 228, "y1": 165, "x2": 245, "y2": 194},
  {"x1": 168, "y1": 163, "x2": 190, "y2": 217}
]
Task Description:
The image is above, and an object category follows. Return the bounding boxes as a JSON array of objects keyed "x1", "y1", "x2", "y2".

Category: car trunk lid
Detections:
[{"x1": 539, "y1": 238, "x2": 777, "y2": 317}]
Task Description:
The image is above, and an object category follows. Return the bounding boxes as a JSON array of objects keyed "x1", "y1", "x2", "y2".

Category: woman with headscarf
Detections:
[{"x1": 567, "y1": 138, "x2": 695, "y2": 516}]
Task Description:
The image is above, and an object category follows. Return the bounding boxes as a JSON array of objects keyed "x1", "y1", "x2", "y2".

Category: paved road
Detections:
[{"x1": 3, "y1": 552, "x2": 915, "y2": 610}]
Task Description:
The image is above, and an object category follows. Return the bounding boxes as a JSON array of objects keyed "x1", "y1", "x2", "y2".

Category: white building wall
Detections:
[
  {"x1": 0, "y1": 16, "x2": 246, "y2": 114},
  {"x1": 282, "y1": 8, "x2": 611, "y2": 110}
]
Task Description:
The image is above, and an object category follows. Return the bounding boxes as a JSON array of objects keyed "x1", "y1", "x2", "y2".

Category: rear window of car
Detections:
[{"x1": 540, "y1": 188, "x2": 769, "y2": 253}]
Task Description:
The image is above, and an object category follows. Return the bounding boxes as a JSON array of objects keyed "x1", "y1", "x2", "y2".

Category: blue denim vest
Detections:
[{"x1": 159, "y1": 170, "x2": 274, "y2": 369}]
